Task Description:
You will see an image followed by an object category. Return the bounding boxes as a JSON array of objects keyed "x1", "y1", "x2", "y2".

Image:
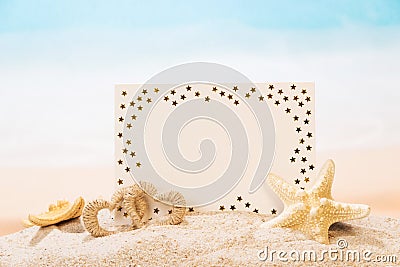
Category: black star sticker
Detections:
[
  {"x1": 186, "y1": 85, "x2": 191, "y2": 91},
  {"x1": 296, "y1": 127, "x2": 302, "y2": 133},
  {"x1": 283, "y1": 96, "x2": 289, "y2": 102},
  {"x1": 212, "y1": 87, "x2": 218, "y2": 92},
  {"x1": 293, "y1": 115, "x2": 299, "y2": 121},
  {"x1": 228, "y1": 94, "x2": 233, "y2": 100},
  {"x1": 306, "y1": 145, "x2": 312, "y2": 151},
  {"x1": 118, "y1": 117, "x2": 124, "y2": 122},
  {"x1": 305, "y1": 96, "x2": 311, "y2": 102},
  {"x1": 293, "y1": 95, "x2": 299, "y2": 101},
  {"x1": 117, "y1": 159, "x2": 123, "y2": 165},
  {"x1": 164, "y1": 96, "x2": 169, "y2": 101},
  {"x1": 120, "y1": 104, "x2": 125, "y2": 109},
  {"x1": 304, "y1": 119, "x2": 309, "y2": 124},
  {"x1": 117, "y1": 132, "x2": 123, "y2": 138},
  {"x1": 126, "y1": 140, "x2": 131, "y2": 145},
  {"x1": 234, "y1": 100, "x2": 239, "y2": 105},
  {"x1": 130, "y1": 151, "x2": 136, "y2": 157},
  {"x1": 267, "y1": 94, "x2": 273, "y2": 99},
  {"x1": 237, "y1": 196, "x2": 242, "y2": 201},
  {"x1": 137, "y1": 105, "x2": 143, "y2": 111},
  {"x1": 153, "y1": 208, "x2": 159, "y2": 214},
  {"x1": 219, "y1": 91, "x2": 225, "y2": 97},
  {"x1": 250, "y1": 87, "x2": 256, "y2": 93},
  {"x1": 127, "y1": 123, "x2": 132, "y2": 129},
  {"x1": 298, "y1": 102, "x2": 304, "y2": 107},
  {"x1": 301, "y1": 187, "x2": 305, "y2": 190},
  {"x1": 285, "y1": 108, "x2": 291, "y2": 113},
  {"x1": 245, "y1": 202, "x2": 250, "y2": 208},
  {"x1": 117, "y1": 179, "x2": 123, "y2": 185},
  {"x1": 230, "y1": 205, "x2": 236, "y2": 211},
  {"x1": 278, "y1": 89, "x2": 283, "y2": 95},
  {"x1": 294, "y1": 148, "x2": 300, "y2": 154},
  {"x1": 195, "y1": 91, "x2": 200, "y2": 97},
  {"x1": 172, "y1": 100, "x2": 178, "y2": 106},
  {"x1": 121, "y1": 91, "x2": 127, "y2": 96},
  {"x1": 188, "y1": 207, "x2": 194, "y2": 212},
  {"x1": 268, "y1": 84, "x2": 274, "y2": 90},
  {"x1": 306, "y1": 110, "x2": 312, "y2": 116},
  {"x1": 125, "y1": 167, "x2": 130, "y2": 172},
  {"x1": 300, "y1": 168, "x2": 306, "y2": 174},
  {"x1": 295, "y1": 179, "x2": 300, "y2": 184},
  {"x1": 154, "y1": 88, "x2": 159, "y2": 93},
  {"x1": 274, "y1": 100, "x2": 280, "y2": 106},
  {"x1": 170, "y1": 90, "x2": 176, "y2": 95},
  {"x1": 253, "y1": 209, "x2": 259, "y2": 213},
  {"x1": 147, "y1": 98, "x2": 152, "y2": 103},
  {"x1": 205, "y1": 96, "x2": 210, "y2": 102},
  {"x1": 117, "y1": 206, "x2": 122, "y2": 212},
  {"x1": 130, "y1": 101, "x2": 135, "y2": 107},
  {"x1": 168, "y1": 210, "x2": 172, "y2": 214},
  {"x1": 299, "y1": 138, "x2": 305, "y2": 144},
  {"x1": 137, "y1": 96, "x2": 142, "y2": 101},
  {"x1": 258, "y1": 95, "x2": 264, "y2": 101},
  {"x1": 271, "y1": 209, "x2": 277, "y2": 215},
  {"x1": 245, "y1": 93, "x2": 251, "y2": 98},
  {"x1": 142, "y1": 89, "x2": 148, "y2": 95},
  {"x1": 123, "y1": 212, "x2": 128, "y2": 217},
  {"x1": 301, "y1": 157, "x2": 307, "y2": 163},
  {"x1": 309, "y1": 164, "x2": 315, "y2": 170},
  {"x1": 301, "y1": 89, "x2": 307, "y2": 94},
  {"x1": 122, "y1": 148, "x2": 128, "y2": 154},
  {"x1": 180, "y1": 95, "x2": 186, "y2": 100},
  {"x1": 290, "y1": 157, "x2": 296, "y2": 163},
  {"x1": 219, "y1": 205, "x2": 225, "y2": 211},
  {"x1": 136, "y1": 162, "x2": 141, "y2": 167},
  {"x1": 291, "y1": 84, "x2": 296, "y2": 90},
  {"x1": 131, "y1": 115, "x2": 137, "y2": 120},
  {"x1": 233, "y1": 86, "x2": 238, "y2": 91},
  {"x1": 307, "y1": 132, "x2": 313, "y2": 138}
]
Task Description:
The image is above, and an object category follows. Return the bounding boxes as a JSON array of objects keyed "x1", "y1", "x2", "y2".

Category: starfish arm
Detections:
[
  {"x1": 260, "y1": 203, "x2": 308, "y2": 228},
  {"x1": 310, "y1": 160, "x2": 335, "y2": 199},
  {"x1": 267, "y1": 173, "x2": 299, "y2": 206},
  {"x1": 323, "y1": 199, "x2": 370, "y2": 223}
]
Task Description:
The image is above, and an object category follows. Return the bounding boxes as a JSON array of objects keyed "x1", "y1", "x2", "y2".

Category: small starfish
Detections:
[{"x1": 261, "y1": 160, "x2": 370, "y2": 244}]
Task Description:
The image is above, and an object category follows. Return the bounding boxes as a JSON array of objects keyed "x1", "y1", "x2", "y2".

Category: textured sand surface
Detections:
[{"x1": 0, "y1": 211, "x2": 399, "y2": 266}]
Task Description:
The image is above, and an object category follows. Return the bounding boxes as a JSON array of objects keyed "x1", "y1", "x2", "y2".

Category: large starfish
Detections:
[{"x1": 261, "y1": 159, "x2": 370, "y2": 244}]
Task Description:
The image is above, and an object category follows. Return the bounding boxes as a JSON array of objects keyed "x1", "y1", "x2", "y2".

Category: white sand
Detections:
[{"x1": 0, "y1": 211, "x2": 399, "y2": 266}]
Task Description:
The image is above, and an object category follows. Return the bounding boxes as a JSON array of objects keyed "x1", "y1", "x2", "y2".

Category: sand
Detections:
[{"x1": 0, "y1": 211, "x2": 399, "y2": 267}]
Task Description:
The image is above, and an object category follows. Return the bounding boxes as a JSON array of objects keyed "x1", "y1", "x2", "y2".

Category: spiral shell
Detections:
[{"x1": 82, "y1": 199, "x2": 116, "y2": 237}]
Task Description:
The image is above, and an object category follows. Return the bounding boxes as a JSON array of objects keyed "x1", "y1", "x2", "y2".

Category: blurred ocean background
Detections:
[{"x1": 0, "y1": 0, "x2": 399, "y2": 235}]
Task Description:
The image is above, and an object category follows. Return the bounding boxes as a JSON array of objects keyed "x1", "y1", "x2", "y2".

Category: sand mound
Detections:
[{"x1": 0, "y1": 211, "x2": 399, "y2": 266}]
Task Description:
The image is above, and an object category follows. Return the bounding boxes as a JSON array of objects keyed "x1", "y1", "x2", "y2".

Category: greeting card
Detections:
[{"x1": 114, "y1": 82, "x2": 315, "y2": 223}]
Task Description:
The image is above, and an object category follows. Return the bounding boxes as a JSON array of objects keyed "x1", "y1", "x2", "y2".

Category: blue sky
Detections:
[
  {"x1": 1, "y1": 0, "x2": 400, "y2": 32},
  {"x1": 0, "y1": 1, "x2": 400, "y2": 167}
]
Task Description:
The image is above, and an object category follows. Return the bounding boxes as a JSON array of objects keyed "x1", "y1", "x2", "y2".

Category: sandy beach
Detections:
[
  {"x1": 0, "y1": 211, "x2": 399, "y2": 266},
  {"x1": 0, "y1": 147, "x2": 399, "y2": 266}
]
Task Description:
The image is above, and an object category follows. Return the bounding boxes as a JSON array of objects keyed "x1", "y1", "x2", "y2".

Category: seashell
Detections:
[
  {"x1": 28, "y1": 197, "x2": 85, "y2": 227},
  {"x1": 82, "y1": 199, "x2": 116, "y2": 237}
]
